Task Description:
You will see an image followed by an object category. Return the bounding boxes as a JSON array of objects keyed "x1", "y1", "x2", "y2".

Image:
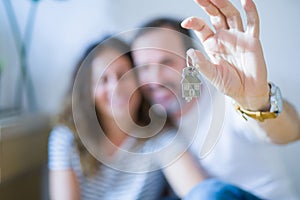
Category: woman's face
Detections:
[{"x1": 91, "y1": 48, "x2": 141, "y2": 120}]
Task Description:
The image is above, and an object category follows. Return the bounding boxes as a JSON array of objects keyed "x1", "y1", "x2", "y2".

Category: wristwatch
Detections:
[{"x1": 234, "y1": 82, "x2": 283, "y2": 122}]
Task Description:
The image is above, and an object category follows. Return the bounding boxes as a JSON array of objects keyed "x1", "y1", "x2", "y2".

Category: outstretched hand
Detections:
[{"x1": 182, "y1": 0, "x2": 270, "y2": 111}]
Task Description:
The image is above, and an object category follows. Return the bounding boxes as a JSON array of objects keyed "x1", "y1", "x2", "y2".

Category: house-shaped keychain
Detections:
[{"x1": 181, "y1": 66, "x2": 202, "y2": 102}]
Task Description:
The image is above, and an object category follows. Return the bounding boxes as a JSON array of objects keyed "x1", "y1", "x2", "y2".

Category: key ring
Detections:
[{"x1": 186, "y1": 51, "x2": 197, "y2": 67}]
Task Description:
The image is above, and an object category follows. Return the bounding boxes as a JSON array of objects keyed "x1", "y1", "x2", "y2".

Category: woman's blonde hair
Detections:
[{"x1": 56, "y1": 36, "x2": 154, "y2": 176}]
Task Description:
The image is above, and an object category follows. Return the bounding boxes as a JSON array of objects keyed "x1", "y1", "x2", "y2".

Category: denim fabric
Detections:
[{"x1": 184, "y1": 179, "x2": 263, "y2": 200}]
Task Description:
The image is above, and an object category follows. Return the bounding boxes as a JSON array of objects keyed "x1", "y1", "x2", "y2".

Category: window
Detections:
[
  {"x1": 0, "y1": 0, "x2": 37, "y2": 118},
  {"x1": 0, "y1": 56, "x2": 21, "y2": 117},
  {"x1": 183, "y1": 83, "x2": 189, "y2": 90}
]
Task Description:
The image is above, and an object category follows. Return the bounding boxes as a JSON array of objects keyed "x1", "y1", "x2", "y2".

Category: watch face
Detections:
[{"x1": 269, "y1": 82, "x2": 283, "y2": 114}]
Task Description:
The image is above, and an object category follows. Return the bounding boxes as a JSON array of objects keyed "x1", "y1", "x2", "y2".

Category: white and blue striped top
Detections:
[{"x1": 48, "y1": 126, "x2": 182, "y2": 200}]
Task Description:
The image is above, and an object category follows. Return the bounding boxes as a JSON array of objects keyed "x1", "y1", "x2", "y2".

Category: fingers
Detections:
[
  {"x1": 181, "y1": 17, "x2": 214, "y2": 43},
  {"x1": 242, "y1": 0, "x2": 260, "y2": 38},
  {"x1": 210, "y1": 0, "x2": 244, "y2": 31},
  {"x1": 194, "y1": 0, "x2": 228, "y2": 30},
  {"x1": 187, "y1": 48, "x2": 218, "y2": 84},
  {"x1": 193, "y1": 0, "x2": 244, "y2": 32}
]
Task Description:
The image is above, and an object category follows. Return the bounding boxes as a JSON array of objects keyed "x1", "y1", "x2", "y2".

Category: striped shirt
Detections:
[{"x1": 48, "y1": 126, "x2": 181, "y2": 200}]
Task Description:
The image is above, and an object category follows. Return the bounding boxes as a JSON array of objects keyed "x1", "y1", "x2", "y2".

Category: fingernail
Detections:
[
  {"x1": 241, "y1": 0, "x2": 246, "y2": 5},
  {"x1": 181, "y1": 17, "x2": 194, "y2": 28},
  {"x1": 181, "y1": 18, "x2": 189, "y2": 28},
  {"x1": 187, "y1": 48, "x2": 195, "y2": 56},
  {"x1": 187, "y1": 48, "x2": 197, "y2": 66}
]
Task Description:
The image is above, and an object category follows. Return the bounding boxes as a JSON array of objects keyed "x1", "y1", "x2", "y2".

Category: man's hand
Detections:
[{"x1": 182, "y1": 0, "x2": 270, "y2": 111}]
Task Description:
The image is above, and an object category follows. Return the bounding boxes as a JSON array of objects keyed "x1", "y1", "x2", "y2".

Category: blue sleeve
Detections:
[{"x1": 48, "y1": 125, "x2": 75, "y2": 170}]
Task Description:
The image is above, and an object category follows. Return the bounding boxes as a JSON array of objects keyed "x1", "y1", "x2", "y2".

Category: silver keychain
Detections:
[{"x1": 181, "y1": 53, "x2": 202, "y2": 102}]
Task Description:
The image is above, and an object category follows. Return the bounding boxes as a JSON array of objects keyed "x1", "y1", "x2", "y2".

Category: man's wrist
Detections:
[
  {"x1": 236, "y1": 84, "x2": 270, "y2": 111},
  {"x1": 233, "y1": 82, "x2": 283, "y2": 122},
  {"x1": 249, "y1": 92, "x2": 271, "y2": 112}
]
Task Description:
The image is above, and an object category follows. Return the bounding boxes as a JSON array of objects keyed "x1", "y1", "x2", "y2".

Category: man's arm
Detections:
[
  {"x1": 256, "y1": 100, "x2": 300, "y2": 144},
  {"x1": 181, "y1": 0, "x2": 300, "y2": 144}
]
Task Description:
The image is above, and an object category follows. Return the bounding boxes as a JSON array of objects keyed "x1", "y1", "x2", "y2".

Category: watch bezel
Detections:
[{"x1": 269, "y1": 82, "x2": 283, "y2": 115}]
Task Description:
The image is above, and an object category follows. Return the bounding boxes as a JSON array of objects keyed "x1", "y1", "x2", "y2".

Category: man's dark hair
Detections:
[{"x1": 133, "y1": 17, "x2": 195, "y2": 51}]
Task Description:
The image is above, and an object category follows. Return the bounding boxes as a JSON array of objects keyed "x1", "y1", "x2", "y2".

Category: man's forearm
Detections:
[{"x1": 257, "y1": 100, "x2": 300, "y2": 144}]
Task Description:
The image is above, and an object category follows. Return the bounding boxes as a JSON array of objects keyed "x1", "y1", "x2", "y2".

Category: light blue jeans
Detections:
[{"x1": 183, "y1": 179, "x2": 263, "y2": 200}]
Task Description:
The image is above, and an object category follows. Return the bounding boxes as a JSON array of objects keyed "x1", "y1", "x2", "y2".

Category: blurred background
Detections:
[{"x1": 0, "y1": 0, "x2": 299, "y2": 199}]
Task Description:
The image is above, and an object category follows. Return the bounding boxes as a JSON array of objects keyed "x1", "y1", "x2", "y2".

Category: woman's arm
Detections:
[
  {"x1": 162, "y1": 151, "x2": 207, "y2": 198},
  {"x1": 49, "y1": 169, "x2": 81, "y2": 200}
]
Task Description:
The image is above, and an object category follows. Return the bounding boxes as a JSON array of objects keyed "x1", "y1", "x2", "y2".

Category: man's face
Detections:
[{"x1": 132, "y1": 28, "x2": 187, "y2": 114}]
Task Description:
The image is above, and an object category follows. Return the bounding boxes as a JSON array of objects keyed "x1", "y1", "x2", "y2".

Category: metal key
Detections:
[{"x1": 181, "y1": 55, "x2": 202, "y2": 102}]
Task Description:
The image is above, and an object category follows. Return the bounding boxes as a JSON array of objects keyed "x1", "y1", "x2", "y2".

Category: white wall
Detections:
[{"x1": 1, "y1": 0, "x2": 300, "y2": 195}]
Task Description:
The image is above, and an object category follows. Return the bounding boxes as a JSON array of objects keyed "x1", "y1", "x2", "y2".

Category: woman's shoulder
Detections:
[{"x1": 48, "y1": 125, "x2": 77, "y2": 170}]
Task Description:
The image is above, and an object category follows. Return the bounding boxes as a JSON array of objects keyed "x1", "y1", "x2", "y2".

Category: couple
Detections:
[{"x1": 48, "y1": 0, "x2": 300, "y2": 199}]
